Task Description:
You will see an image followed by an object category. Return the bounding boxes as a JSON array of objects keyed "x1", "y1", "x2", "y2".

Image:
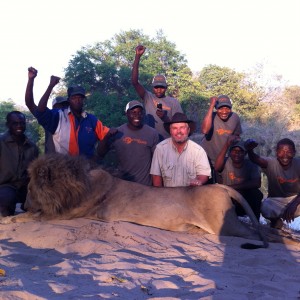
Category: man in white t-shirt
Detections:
[{"x1": 150, "y1": 113, "x2": 211, "y2": 187}]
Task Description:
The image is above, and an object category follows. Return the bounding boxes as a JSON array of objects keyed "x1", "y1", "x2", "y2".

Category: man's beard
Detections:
[{"x1": 173, "y1": 135, "x2": 188, "y2": 144}]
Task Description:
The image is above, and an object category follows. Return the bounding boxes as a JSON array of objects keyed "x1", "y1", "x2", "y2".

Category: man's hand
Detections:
[
  {"x1": 282, "y1": 196, "x2": 300, "y2": 223},
  {"x1": 49, "y1": 75, "x2": 60, "y2": 87},
  {"x1": 135, "y1": 45, "x2": 146, "y2": 57},
  {"x1": 156, "y1": 109, "x2": 165, "y2": 119},
  {"x1": 189, "y1": 178, "x2": 202, "y2": 186},
  {"x1": 210, "y1": 96, "x2": 218, "y2": 107},
  {"x1": 244, "y1": 139, "x2": 258, "y2": 151},
  {"x1": 28, "y1": 67, "x2": 38, "y2": 79},
  {"x1": 226, "y1": 135, "x2": 240, "y2": 148},
  {"x1": 108, "y1": 127, "x2": 118, "y2": 136}
]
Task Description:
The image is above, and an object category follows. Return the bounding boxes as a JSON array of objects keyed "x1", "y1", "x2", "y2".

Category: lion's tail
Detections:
[{"x1": 219, "y1": 184, "x2": 269, "y2": 249}]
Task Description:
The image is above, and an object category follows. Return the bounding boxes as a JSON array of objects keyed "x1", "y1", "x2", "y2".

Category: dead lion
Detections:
[{"x1": 8, "y1": 154, "x2": 299, "y2": 248}]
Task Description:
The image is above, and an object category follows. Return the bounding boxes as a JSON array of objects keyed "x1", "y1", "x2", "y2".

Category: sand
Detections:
[{"x1": 0, "y1": 216, "x2": 300, "y2": 300}]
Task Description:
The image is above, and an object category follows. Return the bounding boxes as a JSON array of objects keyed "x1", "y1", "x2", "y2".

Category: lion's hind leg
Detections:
[
  {"x1": 216, "y1": 208, "x2": 258, "y2": 238},
  {"x1": 208, "y1": 207, "x2": 268, "y2": 249}
]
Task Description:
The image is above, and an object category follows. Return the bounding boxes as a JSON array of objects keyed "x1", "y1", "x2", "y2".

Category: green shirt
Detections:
[{"x1": 0, "y1": 132, "x2": 39, "y2": 190}]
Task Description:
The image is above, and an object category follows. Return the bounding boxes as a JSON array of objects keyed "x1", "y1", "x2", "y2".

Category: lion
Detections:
[{"x1": 7, "y1": 154, "x2": 299, "y2": 248}]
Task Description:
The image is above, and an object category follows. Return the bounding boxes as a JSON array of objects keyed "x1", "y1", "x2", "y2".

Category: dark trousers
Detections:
[
  {"x1": 0, "y1": 185, "x2": 27, "y2": 217},
  {"x1": 235, "y1": 188, "x2": 263, "y2": 221},
  {"x1": 0, "y1": 186, "x2": 17, "y2": 217}
]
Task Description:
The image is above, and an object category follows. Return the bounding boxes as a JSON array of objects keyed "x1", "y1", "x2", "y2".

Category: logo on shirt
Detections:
[
  {"x1": 123, "y1": 137, "x2": 147, "y2": 145},
  {"x1": 85, "y1": 126, "x2": 93, "y2": 133},
  {"x1": 228, "y1": 172, "x2": 243, "y2": 183},
  {"x1": 277, "y1": 177, "x2": 298, "y2": 184},
  {"x1": 216, "y1": 128, "x2": 233, "y2": 136}
]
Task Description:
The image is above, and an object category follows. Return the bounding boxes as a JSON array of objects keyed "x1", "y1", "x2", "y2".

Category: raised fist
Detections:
[
  {"x1": 244, "y1": 139, "x2": 258, "y2": 151},
  {"x1": 210, "y1": 96, "x2": 218, "y2": 106},
  {"x1": 50, "y1": 75, "x2": 61, "y2": 86},
  {"x1": 28, "y1": 67, "x2": 38, "y2": 79},
  {"x1": 135, "y1": 45, "x2": 146, "y2": 56}
]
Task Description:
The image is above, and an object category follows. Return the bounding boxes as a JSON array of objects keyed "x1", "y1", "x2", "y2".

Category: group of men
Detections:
[{"x1": 0, "y1": 44, "x2": 299, "y2": 231}]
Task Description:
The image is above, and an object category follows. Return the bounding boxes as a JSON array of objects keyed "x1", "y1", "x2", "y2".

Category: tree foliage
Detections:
[
  {"x1": 196, "y1": 64, "x2": 262, "y2": 120},
  {"x1": 64, "y1": 29, "x2": 194, "y2": 127},
  {"x1": 0, "y1": 101, "x2": 16, "y2": 133}
]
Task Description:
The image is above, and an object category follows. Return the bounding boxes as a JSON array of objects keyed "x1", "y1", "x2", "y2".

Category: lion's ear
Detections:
[{"x1": 37, "y1": 166, "x2": 52, "y2": 184}]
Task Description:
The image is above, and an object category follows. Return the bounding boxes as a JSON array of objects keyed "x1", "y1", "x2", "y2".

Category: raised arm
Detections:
[
  {"x1": 244, "y1": 139, "x2": 268, "y2": 169},
  {"x1": 37, "y1": 75, "x2": 61, "y2": 112},
  {"x1": 201, "y1": 97, "x2": 217, "y2": 134},
  {"x1": 214, "y1": 135, "x2": 239, "y2": 172},
  {"x1": 131, "y1": 45, "x2": 146, "y2": 99},
  {"x1": 25, "y1": 67, "x2": 38, "y2": 114}
]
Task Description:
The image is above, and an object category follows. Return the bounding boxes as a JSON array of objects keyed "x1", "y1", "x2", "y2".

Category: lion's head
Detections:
[{"x1": 26, "y1": 153, "x2": 92, "y2": 216}]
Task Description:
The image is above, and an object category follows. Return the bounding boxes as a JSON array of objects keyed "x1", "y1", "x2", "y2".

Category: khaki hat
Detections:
[
  {"x1": 151, "y1": 74, "x2": 167, "y2": 88},
  {"x1": 125, "y1": 100, "x2": 144, "y2": 112}
]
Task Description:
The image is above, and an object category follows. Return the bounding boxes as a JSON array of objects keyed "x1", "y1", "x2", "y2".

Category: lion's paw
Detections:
[
  {"x1": 0, "y1": 213, "x2": 34, "y2": 224},
  {"x1": 0, "y1": 215, "x2": 18, "y2": 224}
]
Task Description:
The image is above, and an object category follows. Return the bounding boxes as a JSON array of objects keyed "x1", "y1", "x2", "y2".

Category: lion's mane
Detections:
[{"x1": 26, "y1": 153, "x2": 92, "y2": 216}]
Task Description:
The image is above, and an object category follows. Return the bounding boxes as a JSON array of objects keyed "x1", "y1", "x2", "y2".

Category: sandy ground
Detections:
[{"x1": 0, "y1": 216, "x2": 300, "y2": 300}]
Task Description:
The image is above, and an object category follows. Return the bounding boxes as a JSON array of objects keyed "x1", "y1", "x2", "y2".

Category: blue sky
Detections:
[{"x1": 1, "y1": 0, "x2": 300, "y2": 107}]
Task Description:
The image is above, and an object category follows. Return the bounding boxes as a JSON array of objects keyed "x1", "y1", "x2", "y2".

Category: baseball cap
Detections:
[
  {"x1": 151, "y1": 74, "x2": 167, "y2": 88},
  {"x1": 229, "y1": 141, "x2": 246, "y2": 152},
  {"x1": 215, "y1": 95, "x2": 232, "y2": 109},
  {"x1": 52, "y1": 96, "x2": 68, "y2": 107},
  {"x1": 67, "y1": 86, "x2": 86, "y2": 98},
  {"x1": 125, "y1": 100, "x2": 144, "y2": 112}
]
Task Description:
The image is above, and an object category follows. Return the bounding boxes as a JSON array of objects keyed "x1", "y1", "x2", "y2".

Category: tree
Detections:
[
  {"x1": 0, "y1": 100, "x2": 15, "y2": 133},
  {"x1": 283, "y1": 85, "x2": 300, "y2": 130},
  {"x1": 64, "y1": 29, "x2": 192, "y2": 127},
  {"x1": 196, "y1": 64, "x2": 262, "y2": 120}
]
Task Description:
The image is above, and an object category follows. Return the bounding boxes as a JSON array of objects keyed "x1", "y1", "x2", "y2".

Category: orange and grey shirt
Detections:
[
  {"x1": 201, "y1": 112, "x2": 242, "y2": 165},
  {"x1": 36, "y1": 107, "x2": 109, "y2": 158},
  {"x1": 262, "y1": 157, "x2": 300, "y2": 197},
  {"x1": 109, "y1": 123, "x2": 159, "y2": 186},
  {"x1": 219, "y1": 157, "x2": 261, "y2": 186},
  {"x1": 143, "y1": 91, "x2": 183, "y2": 140}
]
